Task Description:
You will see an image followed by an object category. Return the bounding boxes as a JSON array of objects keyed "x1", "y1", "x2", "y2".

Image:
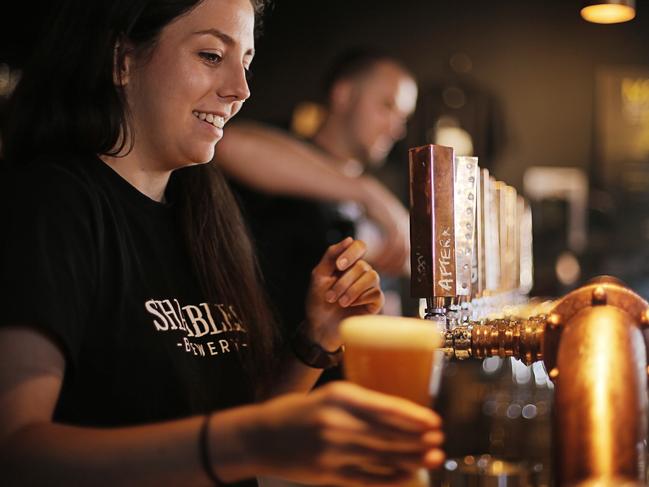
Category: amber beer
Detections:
[{"x1": 340, "y1": 315, "x2": 442, "y2": 407}]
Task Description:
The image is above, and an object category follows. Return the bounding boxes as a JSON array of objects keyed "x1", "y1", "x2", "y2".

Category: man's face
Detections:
[{"x1": 343, "y1": 61, "x2": 418, "y2": 166}]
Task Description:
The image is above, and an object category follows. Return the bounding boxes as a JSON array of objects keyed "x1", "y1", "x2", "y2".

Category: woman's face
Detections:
[{"x1": 122, "y1": 0, "x2": 254, "y2": 171}]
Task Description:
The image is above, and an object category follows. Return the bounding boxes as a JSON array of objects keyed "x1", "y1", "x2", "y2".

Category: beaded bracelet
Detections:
[{"x1": 199, "y1": 412, "x2": 225, "y2": 486}]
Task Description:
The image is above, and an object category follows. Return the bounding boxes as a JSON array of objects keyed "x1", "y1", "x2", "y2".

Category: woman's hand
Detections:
[
  {"x1": 305, "y1": 238, "x2": 384, "y2": 351},
  {"x1": 239, "y1": 381, "x2": 444, "y2": 486}
]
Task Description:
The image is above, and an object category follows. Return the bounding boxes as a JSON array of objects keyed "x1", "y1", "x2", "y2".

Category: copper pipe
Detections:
[
  {"x1": 440, "y1": 278, "x2": 649, "y2": 485},
  {"x1": 552, "y1": 291, "x2": 648, "y2": 485}
]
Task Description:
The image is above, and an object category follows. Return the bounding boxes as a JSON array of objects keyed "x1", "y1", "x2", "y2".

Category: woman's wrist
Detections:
[
  {"x1": 303, "y1": 317, "x2": 342, "y2": 352},
  {"x1": 200, "y1": 413, "x2": 225, "y2": 485},
  {"x1": 209, "y1": 404, "x2": 268, "y2": 483},
  {"x1": 291, "y1": 320, "x2": 343, "y2": 369}
]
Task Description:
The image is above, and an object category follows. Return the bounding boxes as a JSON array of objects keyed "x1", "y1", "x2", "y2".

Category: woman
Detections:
[{"x1": 0, "y1": 0, "x2": 444, "y2": 485}]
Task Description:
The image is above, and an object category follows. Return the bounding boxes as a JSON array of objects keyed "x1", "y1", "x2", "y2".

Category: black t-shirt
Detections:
[{"x1": 0, "y1": 155, "x2": 253, "y2": 427}]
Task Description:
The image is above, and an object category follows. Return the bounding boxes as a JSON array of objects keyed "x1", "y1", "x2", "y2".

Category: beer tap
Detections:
[
  {"x1": 454, "y1": 155, "x2": 479, "y2": 325},
  {"x1": 408, "y1": 145, "x2": 479, "y2": 332},
  {"x1": 409, "y1": 144, "x2": 457, "y2": 332},
  {"x1": 409, "y1": 144, "x2": 649, "y2": 486},
  {"x1": 408, "y1": 144, "x2": 526, "y2": 341},
  {"x1": 438, "y1": 171, "x2": 538, "y2": 359}
]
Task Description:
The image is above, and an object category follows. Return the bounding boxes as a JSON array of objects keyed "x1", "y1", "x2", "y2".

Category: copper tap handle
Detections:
[{"x1": 409, "y1": 144, "x2": 456, "y2": 298}]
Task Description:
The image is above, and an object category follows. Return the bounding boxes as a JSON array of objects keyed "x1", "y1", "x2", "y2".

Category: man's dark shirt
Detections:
[{"x1": 232, "y1": 183, "x2": 355, "y2": 339}]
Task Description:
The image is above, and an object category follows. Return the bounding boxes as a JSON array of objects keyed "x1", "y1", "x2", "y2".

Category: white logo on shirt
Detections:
[{"x1": 144, "y1": 299, "x2": 247, "y2": 358}]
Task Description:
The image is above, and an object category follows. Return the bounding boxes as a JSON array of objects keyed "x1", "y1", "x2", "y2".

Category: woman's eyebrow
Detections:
[{"x1": 193, "y1": 28, "x2": 255, "y2": 56}]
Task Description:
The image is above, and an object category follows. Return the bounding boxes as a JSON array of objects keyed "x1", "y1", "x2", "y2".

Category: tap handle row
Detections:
[{"x1": 409, "y1": 144, "x2": 534, "y2": 308}]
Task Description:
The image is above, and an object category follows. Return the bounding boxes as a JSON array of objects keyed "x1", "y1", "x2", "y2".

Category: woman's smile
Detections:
[{"x1": 193, "y1": 110, "x2": 226, "y2": 129}]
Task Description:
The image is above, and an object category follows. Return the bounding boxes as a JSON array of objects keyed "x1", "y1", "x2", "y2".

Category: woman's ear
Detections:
[{"x1": 113, "y1": 40, "x2": 134, "y2": 87}]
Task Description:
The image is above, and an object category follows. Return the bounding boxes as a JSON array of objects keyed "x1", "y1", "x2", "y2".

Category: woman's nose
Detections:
[{"x1": 218, "y1": 64, "x2": 251, "y2": 102}]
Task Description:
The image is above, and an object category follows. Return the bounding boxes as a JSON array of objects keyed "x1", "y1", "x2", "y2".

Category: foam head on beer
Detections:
[{"x1": 340, "y1": 315, "x2": 443, "y2": 406}]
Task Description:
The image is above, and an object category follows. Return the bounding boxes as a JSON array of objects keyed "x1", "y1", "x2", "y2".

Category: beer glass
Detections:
[{"x1": 340, "y1": 315, "x2": 443, "y2": 486}]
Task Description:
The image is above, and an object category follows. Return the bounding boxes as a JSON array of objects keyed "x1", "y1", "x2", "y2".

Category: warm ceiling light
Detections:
[{"x1": 581, "y1": 0, "x2": 636, "y2": 24}]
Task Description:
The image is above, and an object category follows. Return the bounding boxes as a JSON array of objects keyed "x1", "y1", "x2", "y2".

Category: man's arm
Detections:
[
  {"x1": 215, "y1": 121, "x2": 360, "y2": 201},
  {"x1": 215, "y1": 122, "x2": 410, "y2": 275}
]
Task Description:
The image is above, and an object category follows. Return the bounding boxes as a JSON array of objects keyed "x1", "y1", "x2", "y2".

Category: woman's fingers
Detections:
[
  {"x1": 347, "y1": 288, "x2": 385, "y2": 314},
  {"x1": 253, "y1": 385, "x2": 444, "y2": 486},
  {"x1": 423, "y1": 447, "x2": 446, "y2": 469},
  {"x1": 334, "y1": 239, "x2": 367, "y2": 272},
  {"x1": 320, "y1": 439, "x2": 428, "y2": 469},
  {"x1": 319, "y1": 414, "x2": 432, "y2": 455},
  {"x1": 314, "y1": 238, "x2": 384, "y2": 313},
  {"x1": 326, "y1": 427, "x2": 433, "y2": 459},
  {"x1": 422, "y1": 430, "x2": 445, "y2": 447},
  {"x1": 312, "y1": 237, "x2": 356, "y2": 277},
  {"x1": 319, "y1": 382, "x2": 441, "y2": 432},
  {"x1": 313, "y1": 238, "x2": 367, "y2": 278},
  {"x1": 325, "y1": 260, "x2": 379, "y2": 306},
  {"x1": 313, "y1": 402, "x2": 430, "y2": 453}
]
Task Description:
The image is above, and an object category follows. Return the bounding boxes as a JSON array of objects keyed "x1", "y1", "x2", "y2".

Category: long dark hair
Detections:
[{"x1": 2, "y1": 0, "x2": 278, "y2": 399}]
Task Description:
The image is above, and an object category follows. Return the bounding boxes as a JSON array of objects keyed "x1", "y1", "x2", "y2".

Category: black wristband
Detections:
[
  {"x1": 290, "y1": 320, "x2": 344, "y2": 369},
  {"x1": 199, "y1": 413, "x2": 225, "y2": 486}
]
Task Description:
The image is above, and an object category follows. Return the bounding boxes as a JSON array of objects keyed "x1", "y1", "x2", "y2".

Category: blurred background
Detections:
[
  {"x1": 2, "y1": 3, "x2": 649, "y2": 482},
  {"x1": 3, "y1": 0, "x2": 649, "y2": 299}
]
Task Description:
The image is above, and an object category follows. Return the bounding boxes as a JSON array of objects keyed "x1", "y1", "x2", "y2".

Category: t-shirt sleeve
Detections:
[{"x1": 0, "y1": 165, "x2": 99, "y2": 370}]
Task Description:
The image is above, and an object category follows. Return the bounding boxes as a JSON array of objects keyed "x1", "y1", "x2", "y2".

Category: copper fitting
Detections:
[
  {"x1": 443, "y1": 315, "x2": 545, "y2": 364},
  {"x1": 547, "y1": 277, "x2": 649, "y2": 485}
]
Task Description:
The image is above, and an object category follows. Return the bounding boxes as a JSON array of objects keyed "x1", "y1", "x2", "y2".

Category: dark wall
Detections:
[
  {"x1": 239, "y1": 0, "x2": 649, "y2": 188},
  {"x1": 3, "y1": 0, "x2": 649, "y2": 290},
  {"x1": 236, "y1": 0, "x2": 649, "y2": 294},
  {"x1": 4, "y1": 0, "x2": 649, "y2": 187}
]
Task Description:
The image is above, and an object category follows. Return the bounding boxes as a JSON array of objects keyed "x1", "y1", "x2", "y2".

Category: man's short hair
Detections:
[{"x1": 321, "y1": 48, "x2": 414, "y2": 100}]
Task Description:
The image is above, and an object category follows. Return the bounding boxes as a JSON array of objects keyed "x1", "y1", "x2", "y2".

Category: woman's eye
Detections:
[{"x1": 199, "y1": 52, "x2": 222, "y2": 65}]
